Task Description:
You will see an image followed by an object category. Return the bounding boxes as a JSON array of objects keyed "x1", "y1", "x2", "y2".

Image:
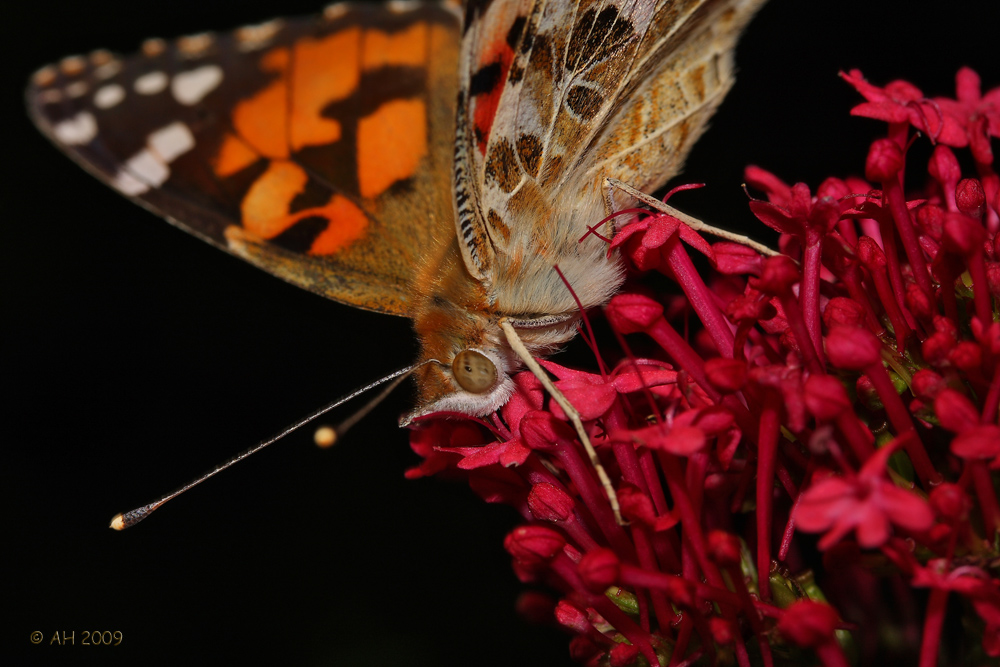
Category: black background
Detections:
[{"x1": 5, "y1": 1, "x2": 1000, "y2": 666}]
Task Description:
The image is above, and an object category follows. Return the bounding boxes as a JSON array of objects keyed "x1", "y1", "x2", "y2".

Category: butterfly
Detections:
[{"x1": 28, "y1": 0, "x2": 764, "y2": 428}]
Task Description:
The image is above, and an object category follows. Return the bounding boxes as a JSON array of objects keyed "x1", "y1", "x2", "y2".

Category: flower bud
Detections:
[
  {"x1": 934, "y1": 388, "x2": 980, "y2": 434},
  {"x1": 804, "y1": 374, "x2": 852, "y2": 420},
  {"x1": 865, "y1": 138, "x2": 905, "y2": 182},
  {"x1": 928, "y1": 145, "x2": 961, "y2": 190},
  {"x1": 617, "y1": 486, "x2": 658, "y2": 526},
  {"x1": 606, "y1": 293, "x2": 663, "y2": 333},
  {"x1": 905, "y1": 282, "x2": 934, "y2": 320},
  {"x1": 610, "y1": 643, "x2": 640, "y2": 667},
  {"x1": 704, "y1": 357, "x2": 748, "y2": 393},
  {"x1": 825, "y1": 325, "x2": 882, "y2": 369},
  {"x1": 753, "y1": 255, "x2": 800, "y2": 295},
  {"x1": 726, "y1": 290, "x2": 777, "y2": 323},
  {"x1": 855, "y1": 375, "x2": 882, "y2": 410},
  {"x1": 988, "y1": 262, "x2": 1000, "y2": 299},
  {"x1": 505, "y1": 525, "x2": 566, "y2": 570},
  {"x1": 578, "y1": 548, "x2": 621, "y2": 592},
  {"x1": 856, "y1": 236, "x2": 887, "y2": 269},
  {"x1": 929, "y1": 483, "x2": 970, "y2": 522},
  {"x1": 910, "y1": 369, "x2": 945, "y2": 401},
  {"x1": 822, "y1": 296, "x2": 867, "y2": 329},
  {"x1": 556, "y1": 600, "x2": 591, "y2": 632},
  {"x1": 956, "y1": 178, "x2": 986, "y2": 220},
  {"x1": 777, "y1": 600, "x2": 840, "y2": 648},
  {"x1": 948, "y1": 341, "x2": 983, "y2": 372},
  {"x1": 922, "y1": 331, "x2": 957, "y2": 368},
  {"x1": 520, "y1": 410, "x2": 575, "y2": 451},
  {"x1": 527, "y1": 483, "x2": 576, "y2": 522}
]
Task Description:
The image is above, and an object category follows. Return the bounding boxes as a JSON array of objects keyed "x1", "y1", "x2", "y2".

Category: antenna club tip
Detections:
[
  {"x1": 314, "y1": 425, "x2": 337, "y2": 448},
  {"x1": 109, "y1": 513, "x2": 126, "y2": 531}
]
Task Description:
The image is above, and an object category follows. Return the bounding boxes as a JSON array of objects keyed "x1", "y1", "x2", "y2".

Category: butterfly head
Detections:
[
  {"x1": 400, "y1": 288, "x2": 585, "y2": 425},
  {"x1": 400, "y1": 308, "x2": 518, "y2": 426}
]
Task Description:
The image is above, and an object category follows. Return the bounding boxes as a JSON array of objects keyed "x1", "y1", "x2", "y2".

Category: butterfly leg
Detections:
[
  {"x1": 499, "y1": 318, "x2": 624, "y2": 526},
  {"x1": 605, "y1": 177, "x2": 780, "y2": 257}
]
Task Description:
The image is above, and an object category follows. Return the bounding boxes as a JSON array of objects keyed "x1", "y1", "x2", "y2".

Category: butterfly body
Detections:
[{"x1": 28, "y1": 0, "x2": 764, "y2": 423}]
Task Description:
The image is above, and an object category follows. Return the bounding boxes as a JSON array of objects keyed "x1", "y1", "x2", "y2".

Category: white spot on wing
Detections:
[
  {"x1": 171, "y1": 65, "x2": 223, "y2": 106},
  {"x1": 110, "y1": 122, "x2": 196, "y2": 196},
  {"x1": 112, "y1": 171, "x2": 150, "y2": 196},
  {"x1": 148, "y1": 122, "x2": 195, "y2": 162},
  {"x1": 94, "y1": 84, "x2": 125, "y2": 109},
  {"x1": 124, "y1": 150, "x2": 169, "y2": 188},
  {"x1": 134, "y1": 71, "x2": 168, "y2": 95},
  {"x1": 52, "y1": 111, "x2": 97, "y2": 145}
]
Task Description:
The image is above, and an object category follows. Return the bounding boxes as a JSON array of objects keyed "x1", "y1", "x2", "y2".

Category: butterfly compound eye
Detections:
[{"x1": 452, "y1": 350, "x2": 497, "y2": 394}]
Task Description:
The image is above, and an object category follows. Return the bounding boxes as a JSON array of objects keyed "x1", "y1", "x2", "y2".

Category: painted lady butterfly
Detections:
[{"x1": 28, "y1": 0, "x2": 765, "y2": 432}]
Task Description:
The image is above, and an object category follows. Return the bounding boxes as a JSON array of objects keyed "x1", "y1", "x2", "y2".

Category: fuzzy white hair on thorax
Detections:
[{"x1": 489, "y1": 195, "x2": 624, "y2": 318}]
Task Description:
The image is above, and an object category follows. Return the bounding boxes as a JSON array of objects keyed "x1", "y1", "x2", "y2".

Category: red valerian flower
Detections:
[
  {"x1": 934, "y1": 67, "x2": 1000, "y2": 163},
  {"x1": 405, "y1": 66, "x2": 1000, "y2": 667},
  {"x1": 776, "y1": 599, "x2": 840, "y2": 648},
  {"x1": 841, "y1": 68, "x2": 966, "y2": 145},
  {"x1": 794, "y1": 437, "x2": 935, "y2": 549}
]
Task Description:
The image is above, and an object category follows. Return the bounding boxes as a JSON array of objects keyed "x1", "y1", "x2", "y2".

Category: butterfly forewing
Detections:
[{"x1": 28, "y1": 3, "x2": 462, "y2": 316}]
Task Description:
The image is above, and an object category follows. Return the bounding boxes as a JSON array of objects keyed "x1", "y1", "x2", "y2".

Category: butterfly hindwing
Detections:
[
  {"x1": 28, "y1": 2, "x2": 462, "y2": 316},
  {"x1": 584, "y1": 0, "x2": 766, "y2": 205},
  {"x1": 449, "y1": 0, "x2": 763, "y2": 321}
]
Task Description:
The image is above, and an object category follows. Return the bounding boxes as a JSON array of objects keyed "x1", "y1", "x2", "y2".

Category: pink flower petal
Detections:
[
  {"x1": 952, "y1": 425, "x2": 1000, "y2": 460},
  {"x1": 855, "y1": 502, "x2": 891, "y2": 548},
  {"x1": 880, "y1": 484, "x2": 935, "y2": 532}
]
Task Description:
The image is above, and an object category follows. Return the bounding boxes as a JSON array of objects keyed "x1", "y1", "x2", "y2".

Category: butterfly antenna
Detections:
[
  {"x1": 109, "y1": 364, "x2": 419, "y2": 531},
  {"x1": 314, "y1": 368, "x2": 412, "y2": 448}
]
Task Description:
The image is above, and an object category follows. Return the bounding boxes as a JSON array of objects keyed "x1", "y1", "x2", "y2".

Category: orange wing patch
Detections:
[
  {"x1": 308, "y1": 197, "x2": 369, "y2": 255},
  {"x1": 241, "y1": 160, "x2": 307, "y2": 238},
  {"x1": 214, "y1": 132, "x2": 259, "y2": 177},
  {"x1": 211, "y1": 22, "x2": 443, "y2": 258},
  {"x1": 225, "y1": 31, "x2": 361, "y2": 162},
  {"x1": 289, "y1": 28, "x2": 359, "y2": 151},
  {"x1": 240, "y1": 159, "x2": 368, "y2": 255},
  {"x1": 362, "y1": 23, "x2": 428, "y2": 70},
  {"x1": 358, "y1": 98, "x2": 427, "y2": 198}
]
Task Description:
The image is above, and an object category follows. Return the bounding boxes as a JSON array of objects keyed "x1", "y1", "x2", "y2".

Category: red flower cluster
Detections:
[{"x1": 408, "y1": 67, "x2": 1000, "y2": 666}]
